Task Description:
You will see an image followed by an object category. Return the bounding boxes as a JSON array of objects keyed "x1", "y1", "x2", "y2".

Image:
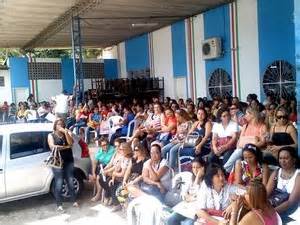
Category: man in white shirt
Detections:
[{"x1": 52, "y1": 92, "x2": 72, "y2": 120}]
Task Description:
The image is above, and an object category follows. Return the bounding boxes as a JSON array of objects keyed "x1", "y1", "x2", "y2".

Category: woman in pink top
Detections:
[
  {"x1": 229, "y1": 179, "x2": 278, "y2": 225},
  {"x1": 224, "y1": 107, "x2": 267, "y2": 172}
]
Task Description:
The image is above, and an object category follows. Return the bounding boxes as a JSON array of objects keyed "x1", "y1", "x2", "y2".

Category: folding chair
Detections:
[
  {"x1": 119, "y1": 119, "x2": 137, "y2": 141},
  {"x1": 107, "y1": 115, "x2": 123, "y2": 141}
]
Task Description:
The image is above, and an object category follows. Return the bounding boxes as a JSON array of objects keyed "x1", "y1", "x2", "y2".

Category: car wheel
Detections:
[{"x1": 51, "y1": 171, "x2": 84, "y2": 199}]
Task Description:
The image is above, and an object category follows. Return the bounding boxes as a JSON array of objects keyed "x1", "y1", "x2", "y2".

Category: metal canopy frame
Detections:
[{"x1": 71, "y1": 16, "x2": 84, "y2": 106}]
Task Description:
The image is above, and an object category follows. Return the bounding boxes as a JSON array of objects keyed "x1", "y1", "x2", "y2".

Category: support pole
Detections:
[{"x1": 71, "y1": 16, "x2": 84, "y2": 106}]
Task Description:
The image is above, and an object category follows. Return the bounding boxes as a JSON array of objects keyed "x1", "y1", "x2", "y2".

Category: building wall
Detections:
[
  {"x1": 257, "y1": 0, "x2": 295, "y2": 99},
  {"x1": 116, "y1": 0, "x2": 296, "y2": 103},
  {"x1": 125, "y1": 34, "x2": 149, "y2": 71},
  {"x1": 0, "y1": 69, "x2": 13, "y2": 103},
  {"x1": 203, "y1": 4, "x2": 232, "y2": 83}
]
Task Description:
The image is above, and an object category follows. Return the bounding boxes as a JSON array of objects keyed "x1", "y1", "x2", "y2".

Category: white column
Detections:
[
  {"x1": 237, "y1": 0, "x2": 260, "y2": 101},
  {"x1": 152, "y1": 26, "x2": 175, "y2": 98},
  {"x1": 192, "y1": 14, "x2": 207, "y2": 98}
]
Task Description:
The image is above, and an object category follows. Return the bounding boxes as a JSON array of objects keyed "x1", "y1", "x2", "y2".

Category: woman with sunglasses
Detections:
[
  {"x1": 90, "y1": 136, "x2": 115, "y2": 202},
  {"x1": 123, "y1": 143, "x2": 148, "y2": 188},
  {"x1": 266, "y1": 106, "x2": 297, "y2": 162},
  {"x1": 100, "y1": 142, "x2": 133, "y2": 207}
]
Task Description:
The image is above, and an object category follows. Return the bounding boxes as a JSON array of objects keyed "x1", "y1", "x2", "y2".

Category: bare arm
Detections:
[
  {"x1": 122, "y1": 160, "x2": 133, "y2": 184},
  {"x1": 196, "y1": 122, "x2": 212, "y2": 149},
  {"x1": 196, "y1": 210, "x2": 219, "y2": 225},
  {"x1": 266, "y1": 170, "x2": 277, "y2": 196},
  {"x1": 234, "y1": 160, "x2": 243, "y2": 185},
  {"x1": 262, "y1": 164, "x2": 270, "y2": 186}
]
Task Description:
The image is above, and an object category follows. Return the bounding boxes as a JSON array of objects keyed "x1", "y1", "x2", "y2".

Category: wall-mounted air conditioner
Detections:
[{"x1": 202, "y1": 37, "x2": 222, "y2": 60}]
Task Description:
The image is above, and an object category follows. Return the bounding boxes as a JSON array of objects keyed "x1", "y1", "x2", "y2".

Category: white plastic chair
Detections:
[
  {"x1": 107, "y1": 115, "x2": 123, "y2": 141},
  {"x1": 119, "y1": 119, "x2": 137, "y2": 141},
  {"x1": 177, "y1": 132, "x2": 200, "y2": 172}
]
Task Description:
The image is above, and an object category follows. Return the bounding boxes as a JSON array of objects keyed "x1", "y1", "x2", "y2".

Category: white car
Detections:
[{"x1": 0, "y1": 123, "x2": 91, "y2": 203}]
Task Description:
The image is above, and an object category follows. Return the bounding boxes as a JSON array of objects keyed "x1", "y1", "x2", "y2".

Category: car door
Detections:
[
  {"x1": 0, "y1": 135, "x2": 5, "y2": 198},
  {"x1": 5, "y1": 131, "x2": 52, "y2": 197}
]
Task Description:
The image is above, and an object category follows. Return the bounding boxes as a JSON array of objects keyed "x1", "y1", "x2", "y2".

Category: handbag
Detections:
[
  {"x1": 269, "y1": 188, "x2": 289, "y2": 207},
  {"x1": 45, "y1": 147, "x2": 63, "y2": 169},
  {"x1": 183, "y1": 134, "x2": 202, "y2": 148},
  {"x1": 268, "y1": 169, "x2": 290, "y2": 207}
]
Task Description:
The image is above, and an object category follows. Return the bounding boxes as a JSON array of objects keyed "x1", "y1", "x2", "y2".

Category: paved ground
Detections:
[{"x1": 0, "y1": 182, "x2": 127, "y2": 225}]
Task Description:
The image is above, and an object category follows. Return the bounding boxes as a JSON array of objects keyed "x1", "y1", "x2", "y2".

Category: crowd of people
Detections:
[{"x1": 0, "y1": 92, "x2": 299, "y2": 225}]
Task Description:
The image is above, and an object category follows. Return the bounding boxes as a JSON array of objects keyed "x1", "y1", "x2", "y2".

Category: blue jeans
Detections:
[
  {"x1": 162, "y1": 142, "x2": 182, "y2": 169},
  {"x1": 208, "y1": 149, "x2": 234, "y2": 166},
  {"x1": 223, "y1": 148, "x2": 243, "y2": 172},
  {"x1": 52, "y1": 162, "x2": 76, "y2": 206},
  {"x1": 166, "y1": 212, "x2": 194, "y2": 225}
]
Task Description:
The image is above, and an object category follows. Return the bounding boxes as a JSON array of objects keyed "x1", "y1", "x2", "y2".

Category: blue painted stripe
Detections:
[
  {"x1": 295, "y1": 0, "x2": 300, "y2": 155},
  {"x1": 258, "y1": 0, "x2": 295, "y2": 99},
  {"x1": 171, "y1": 20, "x2": 187, "y2": 77},
  {"x1": 61, "y1": 58, "x2": 74, "y2": 94},
  {"x1": 104, "y1": 59, "x2": 118, "y2": 80},
  {"x1": 125, "y1": 34, "x2": 149, "y2": 71},
  {"x1": 9, "y1": 57, "x2": 30, "y2": 88},
  {"x1": 203, "y1": 5, "x2": 232, "y2": 81}
]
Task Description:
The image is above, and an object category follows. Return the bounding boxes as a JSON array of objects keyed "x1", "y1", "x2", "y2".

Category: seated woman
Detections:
[
  {"x1": 99, "y1": 142, "x2": 133, "y2": 207},
  {"x1": 111, "y1": 105, "x2": 135, "y2": 142},
  {"x1": 230, "y1": 143, "x2": 269, "y2": 186},
  {"x1": 166, "y1": 158, "x2": 206, "y2": 225},
  {"x1": 130, "y1": 144, "x2": 171, "y2": 202},
  {"x1": 72, "y1": 104, "x2": 90, "y2": 134},
  {"x1": 265, "y1": 106, "x2": 297, "y2": 165},
  {"x1": 208, "y1": 108, "x2": 238, "y2": 165},
  {"x1": 156, "y1": 108, "x2": 177, "y2": 146},
  {"x1": 90, "y1": 137, "x2": 115, "y2": 202},
  {"x1": 180, "y1": 108, "x2": 212, "y2": 159},
  {"x1": 123, "y1": 143, "x2": 148, "y2": 188},
  {"x1": 224, "y1": 107, "x2": 267, "y2": 172},
  {"x1": 85, "y1": 106, "x2": 102, "y2": 144},
  {"x1": 162, "y1": 109, "x2": 193, "y2": 169},
  {"x1": 266, "y1": 146, "x2": 300, "y2": 222},
  {"x1": 195, "y1": 163, "x2": 235, "y2": 225},
  {"x1": 130, "y1": 103, "x2": 164, "y2": 143},
  {"x1": 229, "y1": 179, "x2": 279, "y2": 225}
]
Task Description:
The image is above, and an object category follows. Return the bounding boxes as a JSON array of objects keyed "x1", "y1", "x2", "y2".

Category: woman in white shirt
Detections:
[
  {"x1": 208, "y1": 108, "x2": 238, "y2": 165},
  {"x1": 266, "y1": 146, "x2": 300, "y2": 222},
  {"x1": 195, "y1": 163, "x2": 234, "y2": 225},
  {"x1": 166, "y1": 158, "x2": 206, "y2": 225},
  {"x1": 138, "y1": 144, "x2": 171, "y2": 201}
]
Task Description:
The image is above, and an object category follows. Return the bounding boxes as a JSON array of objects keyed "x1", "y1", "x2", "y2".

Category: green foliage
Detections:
[{"x1": 0, "y1": 48, "x2": 102, "y2": 65}]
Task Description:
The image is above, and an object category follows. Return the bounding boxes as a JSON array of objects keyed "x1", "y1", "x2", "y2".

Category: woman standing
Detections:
[{"x1": 48, "y1": 118, "x2": 78, "y2": 212}]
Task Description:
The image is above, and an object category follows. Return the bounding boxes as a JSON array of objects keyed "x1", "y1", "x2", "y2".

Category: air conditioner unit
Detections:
[{"x1": 202, "y1": 37, "x2": 222, "y2": 60}]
